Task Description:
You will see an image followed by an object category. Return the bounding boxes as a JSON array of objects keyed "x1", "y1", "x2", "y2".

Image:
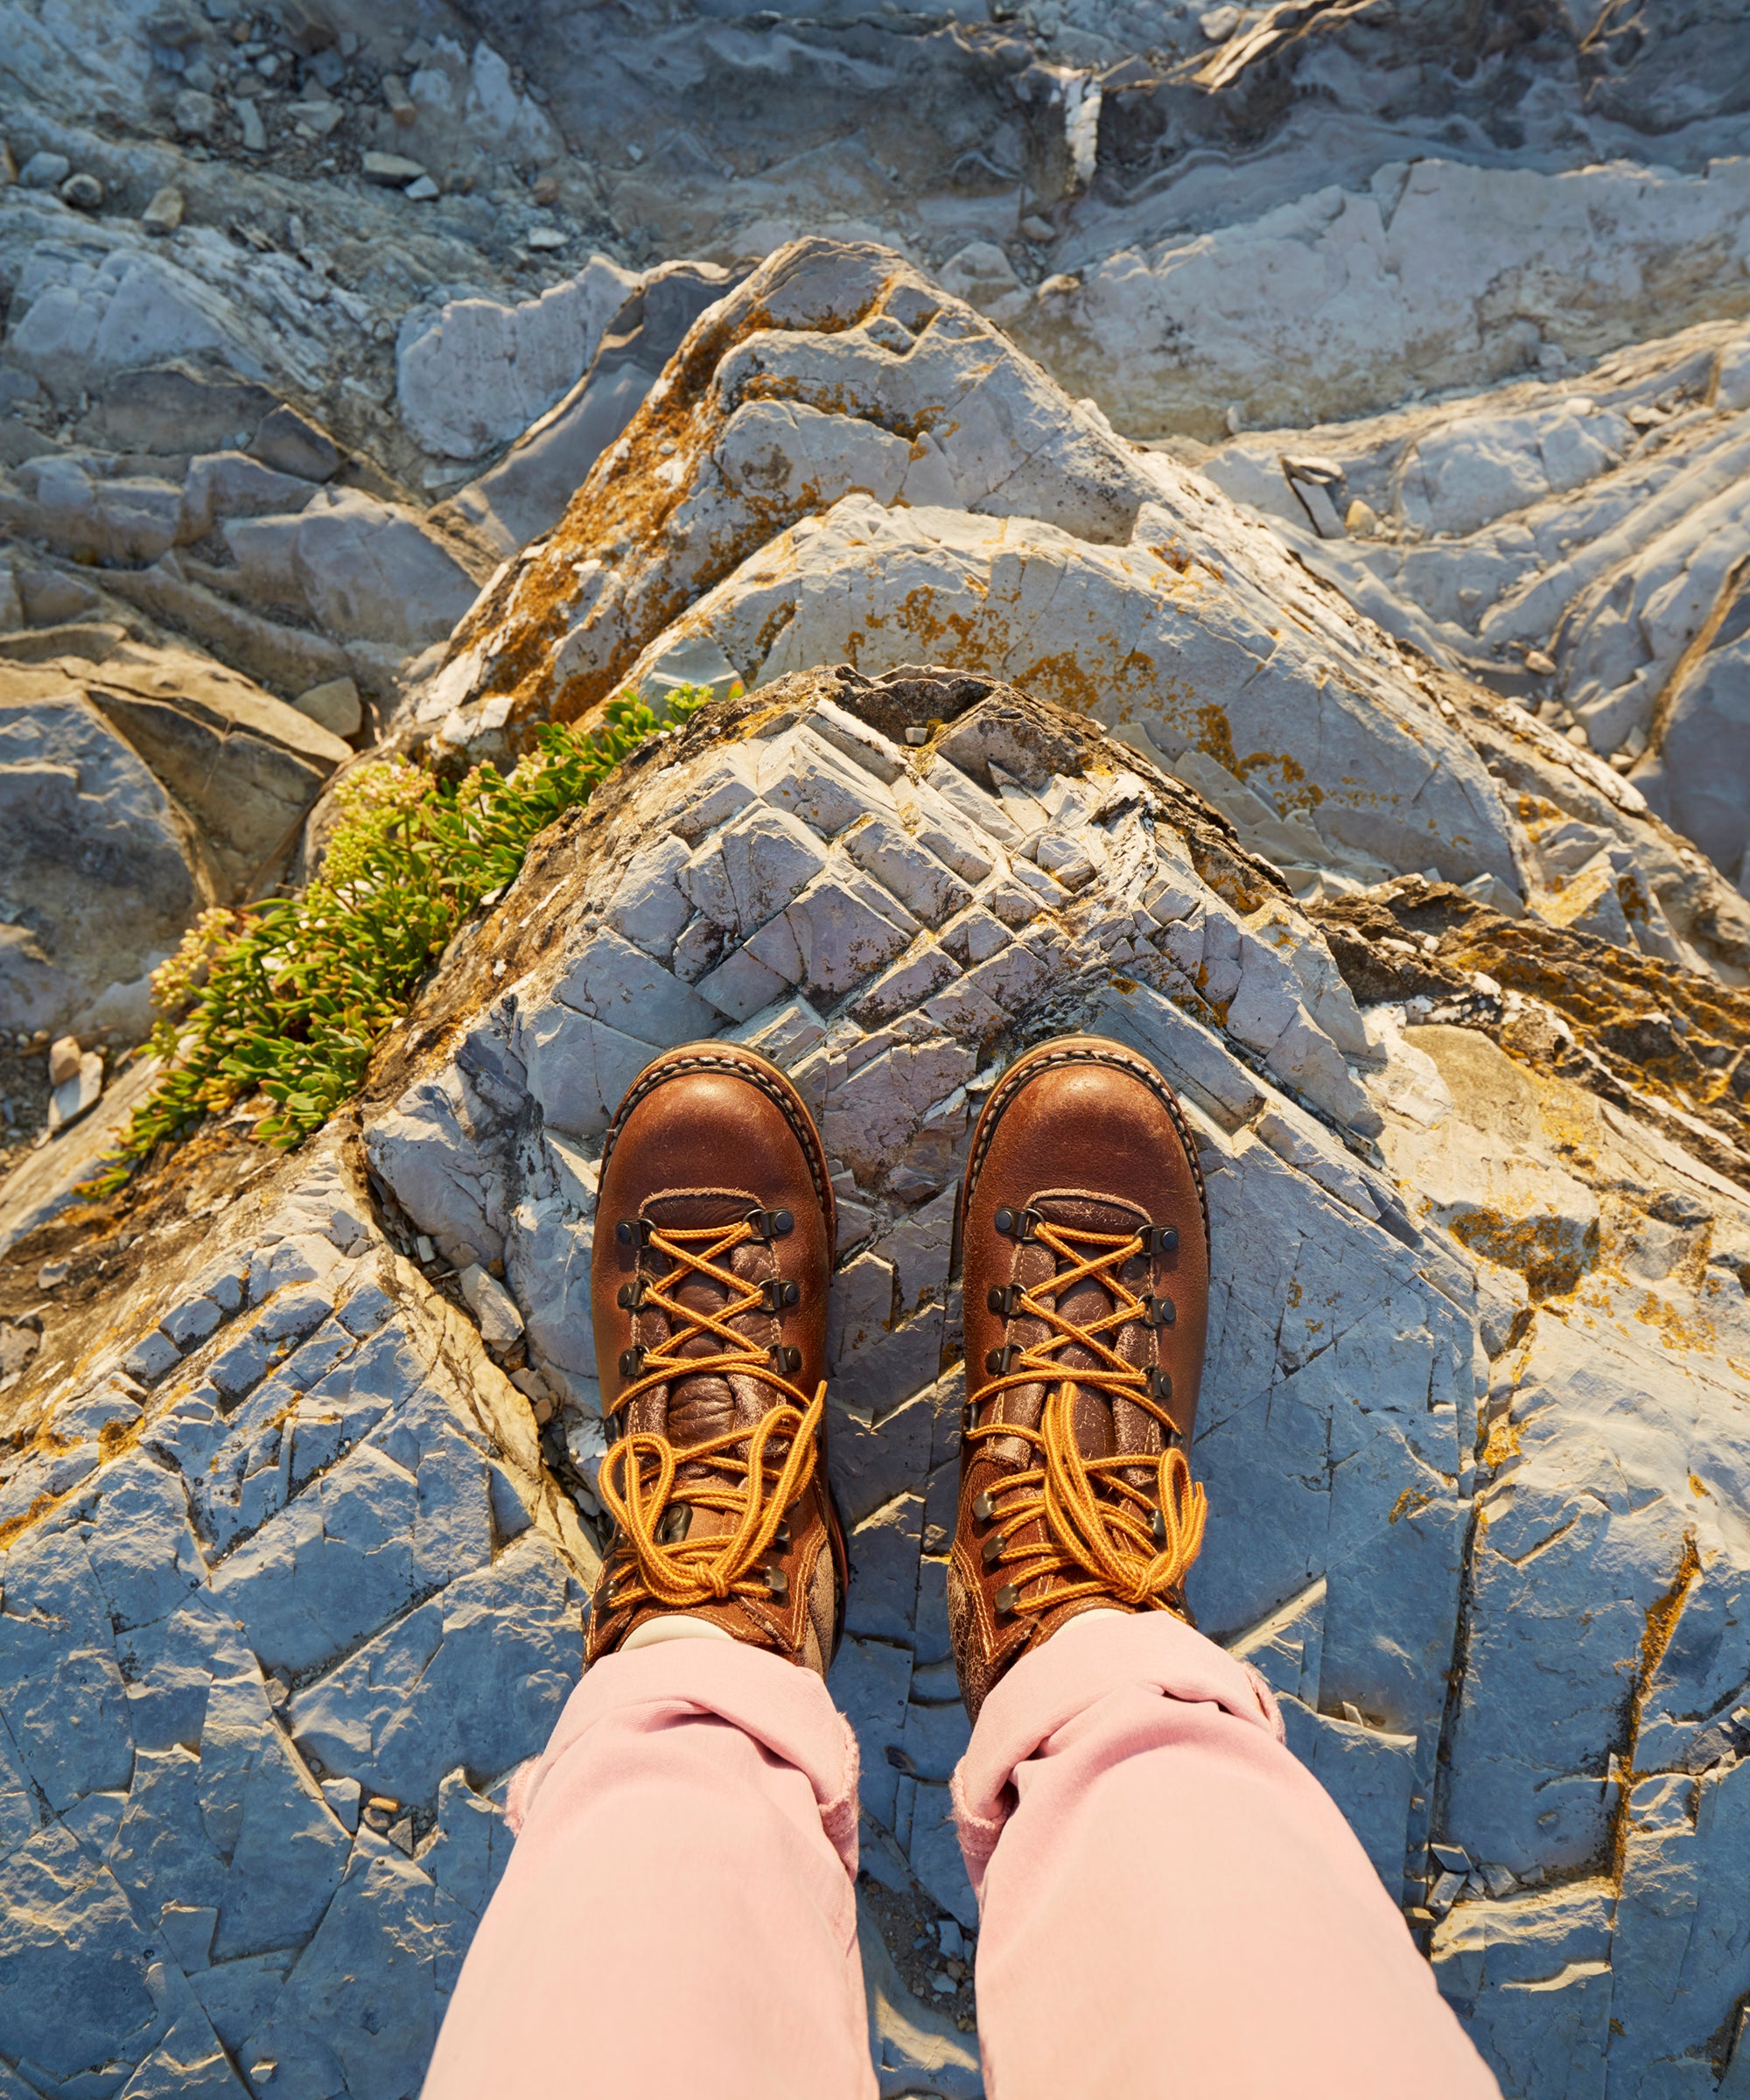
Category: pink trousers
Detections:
[{"x1": 424, "y1": 1613, "x2": 1499, "y2": 2099}]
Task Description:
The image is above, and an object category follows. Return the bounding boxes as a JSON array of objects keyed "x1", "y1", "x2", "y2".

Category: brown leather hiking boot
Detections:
[
  {"x1": 949, "y1": 1035, "x2": 1212, "y2": 1717},
  {"x1": 585, "y1": 1042, "x2": 847, "y2": 1676}
]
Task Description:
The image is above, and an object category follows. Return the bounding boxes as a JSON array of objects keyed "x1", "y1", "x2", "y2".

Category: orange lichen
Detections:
[
  {"x1": 1610, "y1": 1531, "x2": 1702, "y2": 1885},
  {"x1": 1445, "y1": 1204, "x2": 1600, "y2": 1300},
  {"x1": 0, "y1": 1492, "x2": 60, "y2": 1550}
]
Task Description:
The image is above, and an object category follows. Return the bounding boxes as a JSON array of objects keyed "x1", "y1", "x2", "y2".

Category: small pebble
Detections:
[
  {"x1": 142, "y1": 184, "x2": 185, "y2": 234},
  {"x1": 60, "y1": 171, "x2": 103, "y2": 210},
  {"x1": 19, "y1": 150, "x2": 70, "y2": 188}
]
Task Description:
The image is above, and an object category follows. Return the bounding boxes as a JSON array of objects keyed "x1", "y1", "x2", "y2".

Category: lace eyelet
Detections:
[{"x1": 995, "y1": 1583, "x2": 1019, "y2": 1617}]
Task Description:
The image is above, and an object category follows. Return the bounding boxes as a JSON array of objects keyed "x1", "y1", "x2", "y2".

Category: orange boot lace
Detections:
[
  {"x1": 965, "y1": 1215, "x2": 1207, "y2": 1620},
  {"x1": 598, "y1": 1215, "x2": 823, "y2": 1615}
]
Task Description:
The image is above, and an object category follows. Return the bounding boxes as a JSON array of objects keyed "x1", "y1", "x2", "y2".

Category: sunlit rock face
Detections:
[
  {"x1": 0, "y1": 1125, "x2": 595, "y2": 2100},
  {"x1": 8, "y1": 654, "x2": 1745, "y2": 2096},
  {"x1": 3, "y1": 38, "x2": 1750, "y2": 2072},
  {"x1": 416, "y1": 237, "x2": 1750, "y2": 990}
]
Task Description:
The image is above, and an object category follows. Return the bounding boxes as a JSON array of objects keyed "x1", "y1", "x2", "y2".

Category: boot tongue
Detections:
[
  {"x1": 1027, "y1": 1193, "x2": 1152, "y2": 1461},
  {"x1": 642, "y1": 1192, "x2": 780, "y2": 1484}
]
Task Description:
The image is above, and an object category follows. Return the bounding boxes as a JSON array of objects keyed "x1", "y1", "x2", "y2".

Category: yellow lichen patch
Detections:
[
  {"x1": 0, "y1": 1490, "x2": 62, "y2": 1550},
  {"x1": 98, "y1": 1416, "x2": 138, "y2": 1462},
  {"x1": 1009, "y1": 648, "x2": 1113, "y2": 718},
  {"x1": 1428, "y1": 911, "x2": 1750, "y2": 1169},
  {"x1": 1194, "y1": 702, "x2": 1242, "y2": 777},
  {"x1": 1612, "y1": 1532, "x2": 1703, "y2": 1882},
  {"x1": 1445, "y1": 1203, "x2": 1600, "y2": 1300},
  {"x1": 1482, "y1": 1410, "x2": 1522, "y2": 1469},
  {"x1": 1631, "y1": 1288, "x2": 1718, "y2": 1358},
  {"x1": 1390, "y1": 1487, "x2": 1433, "y2": 1524}
]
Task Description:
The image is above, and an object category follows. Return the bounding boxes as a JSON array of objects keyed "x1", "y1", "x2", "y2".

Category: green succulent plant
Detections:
[{"x1": 81, "y1": 684, "x2": 716, "y2": 1196}]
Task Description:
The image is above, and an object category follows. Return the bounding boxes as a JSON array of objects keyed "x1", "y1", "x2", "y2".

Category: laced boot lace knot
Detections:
[
  {"x1": 599, "y1": 1216, "x2": 821, "y2": 1614},
  {"x1": 966, "y1": 1215, "x2": 1207, "y2": 1620}
]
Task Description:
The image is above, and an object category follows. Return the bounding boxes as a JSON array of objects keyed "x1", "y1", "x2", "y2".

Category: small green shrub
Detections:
[{"x1": 82, "y1": 685, "x2": 715, "y2": 1196}]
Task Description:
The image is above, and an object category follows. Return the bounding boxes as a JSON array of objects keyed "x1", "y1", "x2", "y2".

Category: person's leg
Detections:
[
  {"x1": 955, "y1": 1610, "x2": 1499, "y2": 2100},
  {"x1": 947, "y1": 1036, "x2": 1499, "y2": 2099},
  {"x1": 424, "y1": 1635, "x2": 875, "y2": 2100},
  {"x1": 427, "y1": 1042, "x2": 874, "y2": 2097}
]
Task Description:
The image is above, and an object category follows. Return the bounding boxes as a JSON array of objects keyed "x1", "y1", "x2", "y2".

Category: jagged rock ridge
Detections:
[
  {"x1": 2, "y1": 4, "x2": 1749, "y2": 2090},
  {"x1": 3, "y1": 659, "x2": 1748, "y2": 2096}
]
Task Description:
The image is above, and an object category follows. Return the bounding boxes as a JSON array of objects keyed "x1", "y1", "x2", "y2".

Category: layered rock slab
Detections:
[
  {"x1": 0, "y1": 640, "x2": 351, "y2": 1045},
  {"x1": 0, "y1": 1128, "x2": 594, "y2": 2100},
  {"x1": 366, "y1": 664, "x2": 1477, "y2": 2076},
  {"x1": 1022, "y1": 157, "x2": 1750, "y2": 440},
  {"x1": 412, "y1": 239, "x2": 1750, "y2": 995},
  {"x1": 416, "y1": 238, "x2": 1523, "y2": 895},
  {"x1": 3, "y1": 664, "x2": 1749, "y2": 2092},
  {"x1": 1196, "y1": 314, "x2": 1750, "y2": 908}
]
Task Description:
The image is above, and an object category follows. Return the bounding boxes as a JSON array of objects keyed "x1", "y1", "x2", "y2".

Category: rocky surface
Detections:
[
  {"x1": 0, "y1": 1120, "x2": 595, "y2": 2100},
  {"x1": 4, "y1": 0, "x2": 1750, "y2": 2094},
  {"x1": 4, "y1": 662, "x2": 1747, "y2": 2096},
  {"x1": 416, "y1": 237, "x2": 1750, "y2": 998}
]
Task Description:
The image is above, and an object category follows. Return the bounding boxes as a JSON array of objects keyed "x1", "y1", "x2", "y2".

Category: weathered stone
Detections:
[
  {"x1": 0, "y1": 681, "x2": 204, "y2": 1043},
  {"x1": 443, "y1": 262, "x2": 745, "y2": 555},
  {"x1": 290, "y1": 675, "x2": 362, "y2": 739},
  {"x1": 293, "y1": 489, "x2": 480, "y2": 651},
  {"x1": 84, "y1": 668, "x2": 349, "y2": 901},
  {"x1": 1021, "y1": 159, "x2": 1750, "y2": 441},
  {"x1": 1, "y1": 97, "x2": 1747, "y2": 2093},
  {"x1": 0, "y1": 1129, "x2": 594, "y2": 2098},
  {"x1": 396, "y1": 256, "x2": 642, "y2": 459},
  {"x1": 141, "y1": 185, "x2": 186, "y2": 236},
  {"x1": 248, "y1": 406, "x2": 341, "y2": 485}
]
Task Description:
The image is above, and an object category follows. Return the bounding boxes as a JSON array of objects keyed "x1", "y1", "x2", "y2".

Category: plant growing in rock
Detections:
[{"x1": 83, "y1": 688, "x2": 714, "y2": 1193}]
